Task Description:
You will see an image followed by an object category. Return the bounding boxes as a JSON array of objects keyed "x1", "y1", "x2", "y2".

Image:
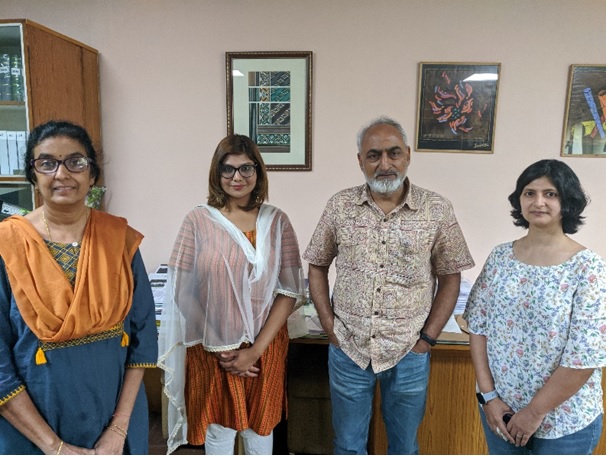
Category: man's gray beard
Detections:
[{"x1": 366, "y1": 172, "x2": 406, "y2": 195}]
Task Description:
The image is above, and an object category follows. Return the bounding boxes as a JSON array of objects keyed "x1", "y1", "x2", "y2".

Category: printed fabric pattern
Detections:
[
  {"x1": 464, "y1": 242, "x2": 606, "y2": 439},
  {"x1": 303, "y1": 183, "x2": 474, "y2": 373}
]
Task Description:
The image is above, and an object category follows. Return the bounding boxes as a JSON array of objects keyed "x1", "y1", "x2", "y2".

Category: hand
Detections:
[
  {"x1": 482, "y1": 398, "x2": 516, "y2": 445},
  {"x1": 505, "y1": 406, "x2": 544, "y2": 448},
  {"x1": 218, "y1": 347, "x2": 261, "y2": 377},
  {"x1": 212, "y1": 350, "x2": 238, "y2": 362},
  {"x1": 54, "y1": 442, "x2": 95, "y2": 455},
  {"x1": 93, "y1": 426, "x2": 127, "y2": 455},
  {"x1": 410, "y1": 338, "x2": 432, "y2": 354},
  {"x1": 318, "y1": 314, "x2": 339, "y2": 346}
]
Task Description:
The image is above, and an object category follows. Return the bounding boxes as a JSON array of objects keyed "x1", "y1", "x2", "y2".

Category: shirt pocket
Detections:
[
  {"x1": 385, "y1": 228, "x2": 434, "y2": 286},
  {"x1": 336, "y1": 226, "x2": 370, "y2": 271}
]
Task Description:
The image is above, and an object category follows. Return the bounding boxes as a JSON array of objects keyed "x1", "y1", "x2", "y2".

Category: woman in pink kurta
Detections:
[{"x1": 158, "y1": 135, "x2": 304, "y2": 455}]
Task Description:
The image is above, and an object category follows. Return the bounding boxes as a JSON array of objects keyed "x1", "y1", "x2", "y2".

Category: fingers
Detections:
[
  {"x1": 513, "y1": 432, "x2": 530, "y2": 448},
  {"x1": 215, "y1": 351, "x2": 237, "y2": 361},
  {"x1": 327, "y1": 334, "x2": 340, "y2": 346},
  {"x1": 494, "y1": 426, "x2": 508, "y2": 442},
  {"x1": 219, "y1": 359, "x2": 260, "y2": 376},
  {"x1": 237, "y1": 370, "x2": 259, "y2": 378},
  {"x1": 493, "y1": 423, "x2": 515, "y2": 445}
]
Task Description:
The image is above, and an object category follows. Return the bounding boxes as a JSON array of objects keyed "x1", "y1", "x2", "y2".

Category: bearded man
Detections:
[{"x1": 303, "y1": 115, "x2": 475, "y2": 455}]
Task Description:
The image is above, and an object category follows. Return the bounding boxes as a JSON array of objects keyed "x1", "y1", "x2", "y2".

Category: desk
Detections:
[{"x1": 287, "y1": 333, "x2": 606, "y2": 455}]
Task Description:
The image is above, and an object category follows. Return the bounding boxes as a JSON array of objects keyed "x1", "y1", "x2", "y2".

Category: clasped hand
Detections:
[
  {"x1": 485, "y1": 399, "x2": 542, "y2": 448},
  {"x1": 215, "y1": 348, "x2": 261, "y2": 377},
  {"x1": 52, "y1": 426, "x2": 125, "y2": 455}
]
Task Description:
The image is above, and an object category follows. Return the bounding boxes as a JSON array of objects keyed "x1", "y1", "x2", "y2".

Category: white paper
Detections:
[{"x1": 441, "y1": 315, "x2": 463, "y2": 334}]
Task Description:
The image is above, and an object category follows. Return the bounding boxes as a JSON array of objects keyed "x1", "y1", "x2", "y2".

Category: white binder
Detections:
[
  {"x1": 15, "y1": 131, "x2": 26, "y2": 173},
  {"x1": 0, "y1": 131, "x2": 9, "y2": 175},
  {"x1": 6, "y1": 131, "x2": 17, "y2": 175}
]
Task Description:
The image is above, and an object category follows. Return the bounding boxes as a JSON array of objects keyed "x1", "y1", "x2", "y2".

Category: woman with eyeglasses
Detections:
[
  {"x1": 0, "y1": 120, "x2": 158, "y2": 455},
  {"x1": 158, "y1": 134, "x2": 305, "y2": 455}
]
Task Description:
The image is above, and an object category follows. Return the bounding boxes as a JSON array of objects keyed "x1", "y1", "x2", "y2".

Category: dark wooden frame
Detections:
[{"x1": 226, "y1": 51, "x2": 313, "y2": 171}]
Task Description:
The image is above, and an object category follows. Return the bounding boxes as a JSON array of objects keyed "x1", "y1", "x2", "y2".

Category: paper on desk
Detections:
[
  {"x1": 288, "y1": 307, "x2": 309, "y2": 338},
  {"x1": 441, "y1": 315, "x2": 463, "y2": 334}
]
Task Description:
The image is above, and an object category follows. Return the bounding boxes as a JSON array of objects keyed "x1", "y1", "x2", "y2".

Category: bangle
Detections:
[
  {"x1": 108, "y1": 423, "x2": 128, "y2": 439},
  {"x1": 55, "y1": 440, "x2": 64, "y2": 455},
  {"x1": 419, "y1": 331, "x2": 437, "y2": 346}
]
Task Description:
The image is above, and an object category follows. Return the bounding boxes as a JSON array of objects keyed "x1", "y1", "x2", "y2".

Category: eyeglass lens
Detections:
[
  {"x1": 32, "y1": 156, "x2": 91, "y2": 173},
  {"x1": 220, "y1": 164, "x2": 256, "y2": 178}
]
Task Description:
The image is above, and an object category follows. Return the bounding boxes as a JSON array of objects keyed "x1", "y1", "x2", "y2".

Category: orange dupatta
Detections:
[{"x1": 0, "y1": 210, "x2": 143, "y2": 347}]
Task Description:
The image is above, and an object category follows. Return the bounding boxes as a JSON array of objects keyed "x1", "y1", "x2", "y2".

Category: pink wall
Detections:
[{"x1": 1, "y1": 0, "x2": 605, "y2": 280}]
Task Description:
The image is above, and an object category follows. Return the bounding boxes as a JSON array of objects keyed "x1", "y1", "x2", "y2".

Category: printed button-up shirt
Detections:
[{"x1": 304, "y1": 182, "x2": 474, "y2": 372}]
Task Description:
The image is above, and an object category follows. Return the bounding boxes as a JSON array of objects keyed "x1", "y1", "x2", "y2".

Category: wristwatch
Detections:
[
  {"x1": 419, "y1": 331, "x2": 437, "y2": 346},
  {"x1": 476, "y1": 389, "x2": 499, "y2": 404}
]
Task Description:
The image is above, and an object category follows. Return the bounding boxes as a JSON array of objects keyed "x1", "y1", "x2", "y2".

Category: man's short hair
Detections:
[{"x1": 357, "y1": 115, "x2": 408, "y2": 153}]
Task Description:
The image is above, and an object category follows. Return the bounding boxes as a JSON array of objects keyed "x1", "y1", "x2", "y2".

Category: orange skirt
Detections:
[{"x1": 184, "y1": 324, "x2": 289, "y2": 445}]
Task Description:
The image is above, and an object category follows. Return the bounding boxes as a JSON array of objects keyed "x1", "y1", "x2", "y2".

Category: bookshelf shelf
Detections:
[{"x1": 0, "y1": 19, "x2": 101, "y2": 218}]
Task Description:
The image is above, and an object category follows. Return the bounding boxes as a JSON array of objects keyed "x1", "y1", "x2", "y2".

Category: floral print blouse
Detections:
[{"x1": 463, "y1": 242, "x2": 606, "y2": 439}]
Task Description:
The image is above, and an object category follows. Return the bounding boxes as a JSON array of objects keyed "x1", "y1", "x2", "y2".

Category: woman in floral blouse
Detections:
[{"x1": 464, "y1": 159, "x2": 605, "y2": 455}]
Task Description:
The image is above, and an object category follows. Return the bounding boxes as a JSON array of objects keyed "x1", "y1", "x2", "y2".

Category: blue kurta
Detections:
[{"x1": 0, "y1": 250, "x2": 158, "y2": 454}]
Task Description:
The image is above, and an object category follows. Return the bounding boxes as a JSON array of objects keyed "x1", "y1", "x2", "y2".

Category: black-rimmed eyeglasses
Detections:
[
  {"x1": 30, "y1": 156, "x2": 93, "y2": 174},
  {"x1": 219, "y1": 163, "x2": 257, "y2": 179}
]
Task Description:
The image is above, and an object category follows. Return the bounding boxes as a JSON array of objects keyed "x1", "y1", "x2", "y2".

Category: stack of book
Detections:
[
  {"x1": 148, "y1": 264, "x2": 168, "y2": 329},
  {"x1": 0, "y1": 53, "x2": 24, "y2": 102}
]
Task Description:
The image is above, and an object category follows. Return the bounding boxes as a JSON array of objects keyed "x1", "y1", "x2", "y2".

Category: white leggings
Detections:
[{"x1": 205, "y1": 423, "x2": 274, "y2": 455}]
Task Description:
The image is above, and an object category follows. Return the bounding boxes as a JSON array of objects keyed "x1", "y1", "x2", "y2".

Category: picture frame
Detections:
[
  {"x1": 560, "y1": 64, "x2": 606, "y2": 157},
  {"x1": 226, "y1": 51, "x2": 313, "y2": 171},
  {"x1": 416, "y1": 62, "x2": 501, "y2": 153}
]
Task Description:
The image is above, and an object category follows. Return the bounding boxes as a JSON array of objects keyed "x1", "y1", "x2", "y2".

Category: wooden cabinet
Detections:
[
  {"x1": 0, "y1": 19, "x2": 100, "y2": 214},
  {"x1": 288, "y1": 339, "x2": 606, "y2": 455},
  {"x1": 369, "y1": 344, "x2": 486, "y2": 454}
]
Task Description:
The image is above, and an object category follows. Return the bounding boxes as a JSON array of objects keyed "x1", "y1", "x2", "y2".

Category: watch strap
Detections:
[
  {"x1": 419, "y1": 331, "x2": 437, "y2": 346},
  {"x1": 476, "y1": 389, "x2": 499, "y2": 404}
]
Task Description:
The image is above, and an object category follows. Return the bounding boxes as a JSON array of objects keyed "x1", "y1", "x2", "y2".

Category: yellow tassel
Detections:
[
  {"x1": 35, "y1": 347, "x2": 47, "y2": 365},
  {"x1": 121, "y1": 331, "x2": 129, "y2": 347}
]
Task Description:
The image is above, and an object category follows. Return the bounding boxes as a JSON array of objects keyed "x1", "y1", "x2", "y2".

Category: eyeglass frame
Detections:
[
  {"x1": 219, "y1": 163, "x2": 258, "y2": 179},
  {"x1": 30, "y1": 156, "x2": 94, "y2": 174}
]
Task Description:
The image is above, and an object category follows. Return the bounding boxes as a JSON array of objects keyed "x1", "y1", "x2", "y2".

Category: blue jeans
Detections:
[
  {"x1": 328, "y1": 344, "x2": 430, "y2": 455},
  {"x1": 479, "y1": 406, "x2": 603, "y2": 455}
]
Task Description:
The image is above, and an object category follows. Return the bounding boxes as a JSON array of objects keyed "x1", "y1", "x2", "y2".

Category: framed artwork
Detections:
[
  {"x1": 226, "y1": 51, "x2": 313, "y2": 171},
  {"x1": 560, "y1": 64, "x2": 606, "y2": 157},
  {"x1": 416, "y1": 62, "x2": 501, "y2": 153}
]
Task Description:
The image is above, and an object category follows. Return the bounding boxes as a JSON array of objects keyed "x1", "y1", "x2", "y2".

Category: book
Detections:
[
  {"x1": 6, "y1": 131, "x2": 18, "y2": 175},
  {"x1": 0, "y1": 131, "x2": 9, "y2": 175},
  {"x1": 10, "y1": 55, "x2": 24, "y2": 102},
  {"x1": 0, "y1": 54, "x2": 10, "y2": 101},
  {"x1": 15, "y1": 131, "x2": 26, "y2": 173}
]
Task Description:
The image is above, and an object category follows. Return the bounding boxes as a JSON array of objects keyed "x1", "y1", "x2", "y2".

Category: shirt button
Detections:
[
  {"x1": 383, "y1": 218, "x2": 388, "y2": 222},
  {"x1": 380, "y1": 264, "x2": 384, "y2": 268},
  {"x1": 376, "y1": 287, "x2": 381, "y2": 292},
  {"x1": 374, "y1": 311, "x2": 379, "y2": 315},
  {"x1": 381, "y1": 240, "x2": 386, "y2": 245},
  {"x1": 371, "y1": 334, "x2": 376, "y2": 338}
]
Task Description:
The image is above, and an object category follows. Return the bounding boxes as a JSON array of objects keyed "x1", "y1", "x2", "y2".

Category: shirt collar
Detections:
[{"x1": 356, "y1": 178, "x2": 420, "y2": 212}]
